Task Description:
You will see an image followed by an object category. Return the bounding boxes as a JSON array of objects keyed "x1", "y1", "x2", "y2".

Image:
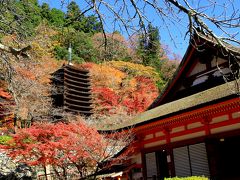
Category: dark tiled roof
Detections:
[
  {"x1": 196, "y1": 33, "x2": 240, "y2": 54},
  {"x1": 100, "y1": 80, "x2": 239, "y2": 131},
  {"x1": 148, "y1": 33, "x2": 240, "y2": 109}
]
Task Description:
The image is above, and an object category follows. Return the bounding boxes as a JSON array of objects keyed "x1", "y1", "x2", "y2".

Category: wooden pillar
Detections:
[
  {"x1": 163, "y1": 127, "x2": 171, "y2": 144},
  {"x1": 166, "y1": 147, "x2": 175, "y2": 177},
  {"x1": 163, "y1": 128, "x2": 174, "y2": 178},
  {"x1": 202, "y1": 116, "x2": 211, "y2": 136},
  {"x1": 205, "y1": 138, "x2": 218, "y2": 179},
  {"x1": 141, "y1": 150, "x2": 147, "y2": 180},
  {"x1": 137, "y1": 133, "x2": 146, "y2": 180}
]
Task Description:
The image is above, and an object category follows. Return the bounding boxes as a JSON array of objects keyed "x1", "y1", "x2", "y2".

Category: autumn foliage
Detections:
[
  {"x1": 92, "y1": 32, "x2": 131, "y2": 61},
  {"x1": 1, "y1": 121, "x2": 133, "y2": 179},
  {"x1": 1, "y1": 121, "x2": 104, "y2": 178},
  {"x1": 0, "y1": 88, "x2": 11, "y2": 100},
  {"x1": 79, "y1": 61, "x2": 159, "y2": 115},
  {"x1": 0, "y1": 81, "x2": 14, "y2": 130}
]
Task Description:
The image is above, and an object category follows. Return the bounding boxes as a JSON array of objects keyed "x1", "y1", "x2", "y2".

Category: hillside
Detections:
[{"x1": 0, "y1": 1, "x2": 180, "y2": 128}]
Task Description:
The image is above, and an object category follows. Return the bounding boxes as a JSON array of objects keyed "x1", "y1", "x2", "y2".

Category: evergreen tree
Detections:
[
  {"x1": 14, "y1": 0, "x2": 42, "y2": 36},
  {"x1": 84, "y1": 15, "x2": 101, "y2": 33},
  {"x1": 54, "y1": 29, "x2": 97, "y2": 63},
  {"x1": 65, "y1": 1, "x2": 100, "y2": 34},
  {"x1": 136, "y1": 24, "x2": 177, "y2": 89},
  {"x1": 40, "y1": 3, "x2": 65, "y2": 28},
  {"x1": 147, "y1": 24, "x2": 160, "y2": 61},
  {"x1": 41, "y1": 3, "x2": 50, "y2": 19},
  {"x1": 136, "y1": 34, "x2": 147, "y2": 64},
  {"x1": 49, "y1": 8, "x2": 65, "y2": 27},
  {"x1": 137, "y1": 23, "x2": 161, "y2": 67},
  {"x1": 65, "y1": 1, "x2": 84, "y2": 30}
]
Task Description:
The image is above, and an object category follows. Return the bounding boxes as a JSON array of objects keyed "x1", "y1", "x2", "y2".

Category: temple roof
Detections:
[
  {"x1": 100, "y1": 79, "x2": 239, "y2": 131},
  {"x1": 196, "y1": 33, "x2": 240, "y2": 54},
  {"x1": 148, "y1": 33, "x2": 240, "y2": 109}
]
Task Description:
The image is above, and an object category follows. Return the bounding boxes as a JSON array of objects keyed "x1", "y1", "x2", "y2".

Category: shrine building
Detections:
[{"x1": 101, "y1": 33, "x2": 240, "y2": 180}]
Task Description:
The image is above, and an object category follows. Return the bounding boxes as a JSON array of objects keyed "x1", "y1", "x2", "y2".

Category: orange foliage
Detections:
[
  {"x1": 0, "y1": 88, "x2": 12, "y2": 99},
  {"x1": 0, "y1": 80, "x2": 12, "y2": 99},
  {"x1": 15, "y1": 67, "x2": 36, "y2": 80},
  {"x1": 79, "y1": 62, "x2": 159, "y2": 115},
  {"x1": 0, "y1": 87, "x2": 14, "y2": 130},
  {"x1": 1, "y1": 122, "x2": 104, "y2": 174},
  {"x1": 120, "y1": 76, "x2": 159, "y2": 114},
  {"x1": 79, "y1": 62, "x2": 126, "y2": 89}
]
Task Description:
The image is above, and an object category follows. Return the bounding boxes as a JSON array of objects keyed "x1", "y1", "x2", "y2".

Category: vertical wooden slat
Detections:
[
  {"x1": 189, "y1": 143, "x2": 210, "y2": 177},
  {"x1": 145, "y1": 152, "x2": 157, "y2": 178},
  {"x1": 173, "y1": 146, "x2": 191, "y2": 177}
]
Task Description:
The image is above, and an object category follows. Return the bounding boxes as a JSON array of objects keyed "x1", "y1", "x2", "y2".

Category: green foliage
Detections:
[
  {"x1": 54, "y1": 45, "x2": 83, "y2": 63},
  {"x1": 22, "y1": 137, "x2": 34, "y2": 144},
  {"x1": 40, "y1": 3, "x2": 50, "y2": 19},
  {"x1": 54, "y1": 45, "x2": 68, "y2": 60},
  {"x1": 65, "y1": 1, "x2": 101, "y2": 33},
  {"x1": 165, "y1": 176, "x2": 208, "y2": 180},
  {"x1": 65, "y1": 1, "x2": 81, "y2": 22},
  {"x1": 0, "y1": 135, "x2": 12, "y2": 145},
  {"x1": 14, "y1": 0, "x2": 42, "y2": 36},
  {"x1": 1, "y1": 1, "x2": 100, "y2": 38},
  {"x1": 40, "y1": 3, "x2": 65, "y2": 28},
  {"x1": 48, "y1": 8, "x2": 65, "y2": 28},
  {"x1": 54, "y1": 30, "x2": 97, "y2": 63},
  {"x1": 68, "y1": 31, "x2": 96, "y2": 62},
  {"x1": 0, "y1": 2, "x2": 24, "y2": 37},
  {"x1": 137, "y1": 23, "x2": 162, "y2": 67},
  {"x1": 83, "y1": 15, "x2": 101, "y2": 33},
  {"x1": 135, "y1": 23, "x2": 180, "y2": 89}
]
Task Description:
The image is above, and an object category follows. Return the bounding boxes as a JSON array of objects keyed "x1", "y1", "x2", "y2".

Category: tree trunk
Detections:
[{"x1": 43, "y1": 166, "x2": 48, "y2": 180}]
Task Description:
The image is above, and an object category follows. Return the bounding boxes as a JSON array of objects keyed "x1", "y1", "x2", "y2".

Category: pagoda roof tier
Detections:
[
  {"x1": 65, "y1": 88, "x2": 92, "y2": 96},
  {"x1": 65, "y1": 97, "x2": 93, "y2": 105},
  {"x1": 64, "y1": 72, "x2": 90, "y2": 83},
  {"x1": 64, "y1": 92, "x2": 92, "y2": 100},
  {"x1": 64, "y1": 81, "x2": 91, "y2": 91},
  {"x1": 65, "y1": 64, "x2": 89, "y2": 74},
  {"x1": 65, "y1": 75, "x2": 90, "y2": 84}
]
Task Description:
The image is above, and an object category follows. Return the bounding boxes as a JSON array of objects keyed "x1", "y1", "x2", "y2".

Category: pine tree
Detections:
[
  {"x1": 41, "y1": 3, "x2": 50, "y2": 20},
  {"x1": 137, "y1": 23, "x2": 161, "y2": 67},
  {"x1": 65, "y1": 1, "x2": 100, "y2": 33}
]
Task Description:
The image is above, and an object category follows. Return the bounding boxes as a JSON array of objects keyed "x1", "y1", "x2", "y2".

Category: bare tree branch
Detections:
[{"x1": 0, "y1": 43, "x2": 31, "y2": 58}]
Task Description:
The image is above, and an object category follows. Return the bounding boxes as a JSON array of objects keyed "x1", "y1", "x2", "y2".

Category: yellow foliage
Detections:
[
  {"x1": 119, "y1": 77, "x2": 137, "y2": 93},
  {"x1": 106, "y1": 61, "x2": 160, "y2": 82},
  {"x1": 88, "y1": 63, "x2": 126, "y2": 89},
  {"x1": 31, "y1": 41, "x2": 45, "y2": 57},
  {"x1": 30, "y1": 23, "x2": 59, "y2": 58}
]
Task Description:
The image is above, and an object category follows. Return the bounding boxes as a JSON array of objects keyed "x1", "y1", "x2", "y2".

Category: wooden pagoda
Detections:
[{"x1": 51, "y1": 64, "x2": 93, "y2": 116}]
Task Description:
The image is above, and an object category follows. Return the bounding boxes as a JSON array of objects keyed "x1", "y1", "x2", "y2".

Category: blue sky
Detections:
[{"x1": 40, "y1": 0, "x2": 240, "y2": 58}]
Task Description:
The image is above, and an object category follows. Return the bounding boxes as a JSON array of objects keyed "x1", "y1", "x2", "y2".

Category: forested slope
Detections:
[{"x1": 0, "y1": 0, "x2": 180, "y2": 125}]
